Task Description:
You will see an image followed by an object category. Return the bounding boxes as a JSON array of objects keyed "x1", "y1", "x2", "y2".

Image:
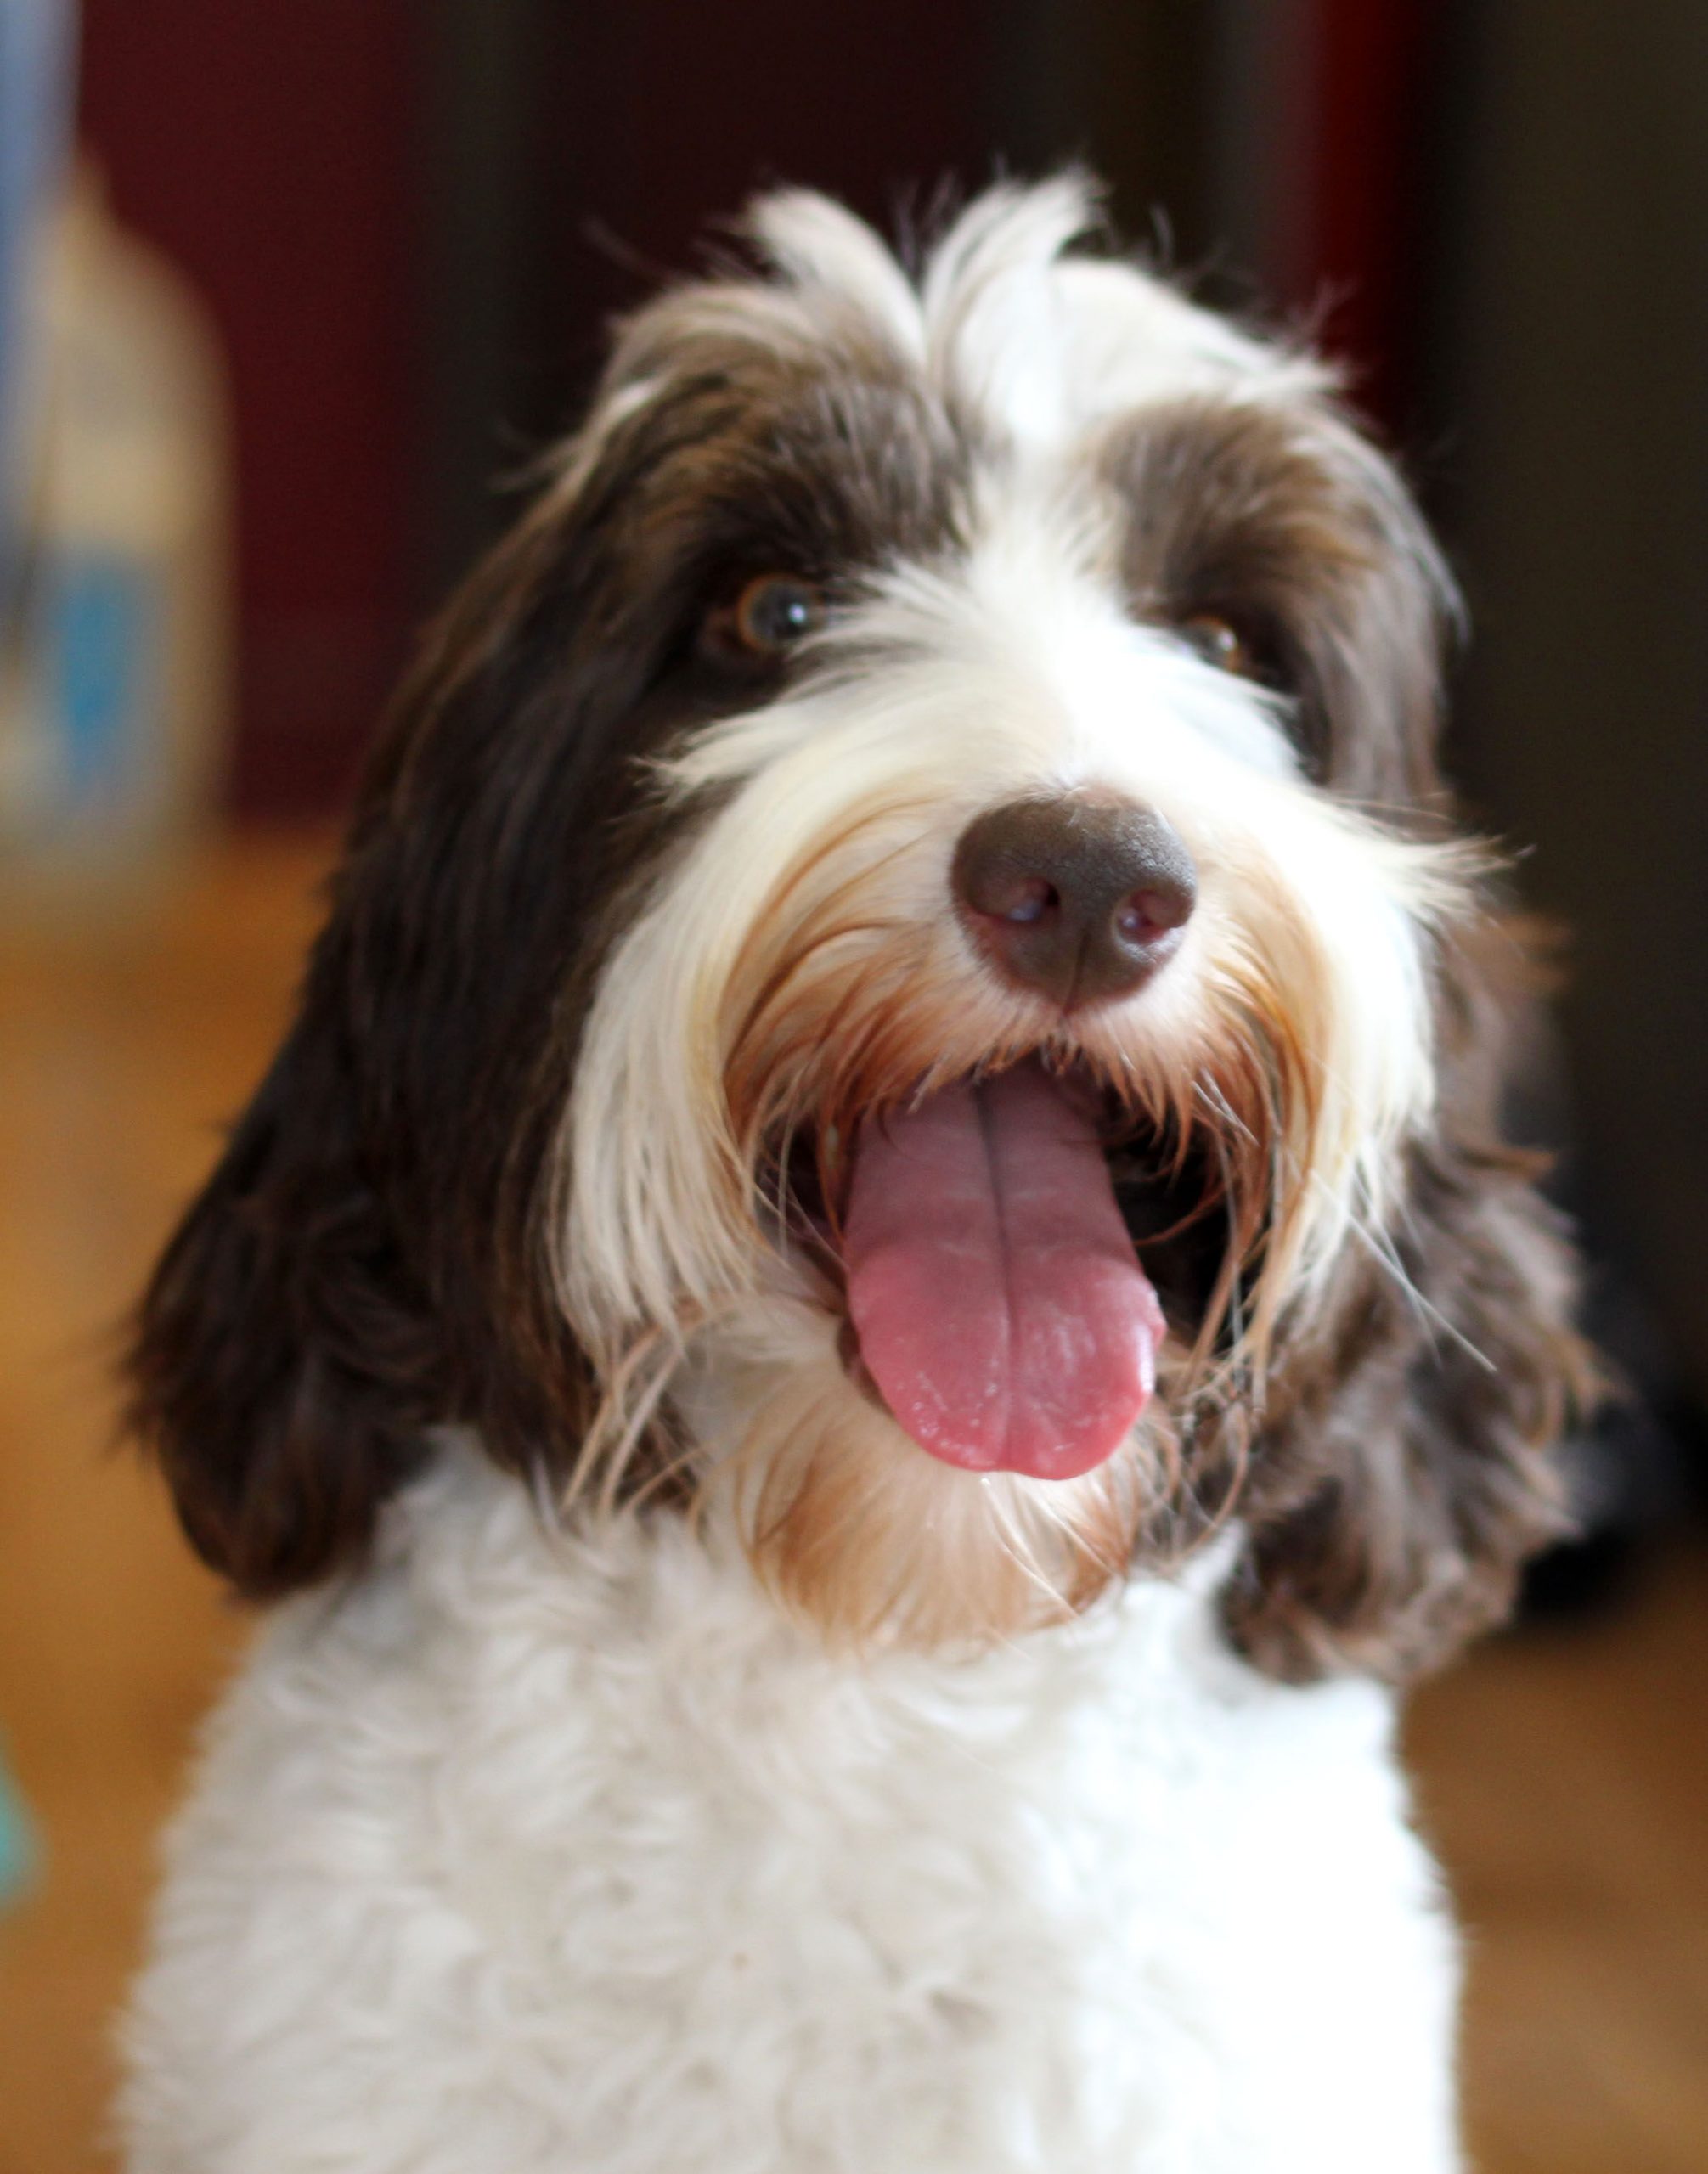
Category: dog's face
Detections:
[{"x1": 132, "y1": 183, "x2": 1581, "y2": 1679}]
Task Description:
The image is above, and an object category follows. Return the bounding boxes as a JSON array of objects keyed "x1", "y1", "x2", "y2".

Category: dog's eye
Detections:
[
  {"x1": 703, "y1": 575, "x2": 828, "y2": 663},
  {"x1": 1175, "y1": 612, "x2": 1256, "y2": 678}
]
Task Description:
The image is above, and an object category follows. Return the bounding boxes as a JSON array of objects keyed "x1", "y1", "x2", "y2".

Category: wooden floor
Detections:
[{"x1": 0, "y1": 836, "x2": 1703, "y2": 2173}]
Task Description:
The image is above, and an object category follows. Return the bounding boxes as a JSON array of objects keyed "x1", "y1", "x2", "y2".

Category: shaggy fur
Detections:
[{"x1": 121, "y1": 179, "x2": 1583, "y2": 2172}]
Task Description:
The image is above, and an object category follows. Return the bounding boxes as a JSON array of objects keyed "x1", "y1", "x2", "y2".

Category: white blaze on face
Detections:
[{"x1": 563, "y1": 471, "x2": 1460, "y2": 1391}]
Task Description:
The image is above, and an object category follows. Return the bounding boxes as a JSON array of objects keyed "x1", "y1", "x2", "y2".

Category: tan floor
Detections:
[{"x1": 0, "y1": 835, "x2": 1703, "y2": 2173}]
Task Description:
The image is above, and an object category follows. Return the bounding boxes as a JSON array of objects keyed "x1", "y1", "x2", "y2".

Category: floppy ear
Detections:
[
  {"x1": 1225, "y1": 915, "x2": 1590, "y2": 1683},
  {"x1": 127, "y1": 493, "x2": 632, "y2": 1597},
  {"x1": 1201, "y1": 400, "x2": 1588, "y2": 1682},
  {"x1": 127, "y1": 938, "x2": 449, "y2": 1597}
]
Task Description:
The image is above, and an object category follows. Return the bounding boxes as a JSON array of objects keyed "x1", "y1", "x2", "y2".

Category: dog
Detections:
[{"x1": 119, "y1": 178, "x2": 1582, "y2": 2173}]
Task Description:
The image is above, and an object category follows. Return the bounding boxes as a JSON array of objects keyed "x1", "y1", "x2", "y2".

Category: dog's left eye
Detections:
[
  {"x1": 1174, "y1": 612, "x2": 1256, "y2": 678},
  {"x1": 702, "y1": 575, "x2": 828, "y2": 662}
]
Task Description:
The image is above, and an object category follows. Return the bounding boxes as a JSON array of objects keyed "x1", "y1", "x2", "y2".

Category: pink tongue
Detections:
[{"x1": 843, "y1": 1063, "x2": 1164, "y2": 1481}]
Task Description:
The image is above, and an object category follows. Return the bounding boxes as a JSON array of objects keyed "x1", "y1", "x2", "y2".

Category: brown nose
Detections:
[{"x1": 952, "y1": 794, "x2": 1197, "y2": 1009}]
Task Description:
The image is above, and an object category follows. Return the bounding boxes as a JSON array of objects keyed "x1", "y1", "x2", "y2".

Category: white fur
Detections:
[
  {"x1": 123, "y1": 1448, "x2": 1460, "y2": 2174},
  {"x1": 749, "y1": 175, "x2": 1332, "y2": 444},
  {"x1": 565, "y1": 487, "x2": 1462, "y2": 1374}
]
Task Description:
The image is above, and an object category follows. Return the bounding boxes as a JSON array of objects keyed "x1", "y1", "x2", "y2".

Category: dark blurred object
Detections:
[
  {"x1": 79, "y1": 0, "x2": 414, "y2": 819},
  {"x1": 1524, "y1": 1268, "x2": 1703, "y2": 1621},
  {"x1": 1417, "y1": 1, "x2": 1708, "y2": 1569},
  {"x1": 418, "y1": 0, "x2": 995, "y2": 587}
]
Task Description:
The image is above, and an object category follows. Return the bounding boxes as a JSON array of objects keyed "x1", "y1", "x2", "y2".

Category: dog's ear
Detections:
[
  {"x1": 127, "y1": 935, "x2": 448, "y2": 1597},
  {"x1": 127, "y1": 498, "x2": 634, "y2": 1597},
  {"x1": 1225, "y1": 916, "x2": 1590, "y2": 1683}
]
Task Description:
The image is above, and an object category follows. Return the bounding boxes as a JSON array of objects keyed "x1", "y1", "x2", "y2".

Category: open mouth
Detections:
[{"x1": 781, "y1": 1058, "x2": 1231, "y2": 1484}]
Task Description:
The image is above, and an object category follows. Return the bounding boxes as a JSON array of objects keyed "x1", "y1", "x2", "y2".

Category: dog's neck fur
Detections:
[{"x1": 125, "y1": 1443, "x2": 1462, "y2": 2174}]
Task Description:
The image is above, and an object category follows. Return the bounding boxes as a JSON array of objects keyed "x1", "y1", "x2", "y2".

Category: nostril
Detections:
[
  {"x1": 955, "y1": 845, "x2": 1060, "y2": 926},
  {"x1": 1115, "y1": 881, "x2": 1194, "y2": 943},
  {"x1": 1001, "y1": 880, "x2": 1056, "y2": 926}
]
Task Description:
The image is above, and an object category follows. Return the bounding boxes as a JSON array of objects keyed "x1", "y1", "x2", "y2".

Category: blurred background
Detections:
[{"x1": 1, "y1": 3, "x2": 1704, "y2": 2168}]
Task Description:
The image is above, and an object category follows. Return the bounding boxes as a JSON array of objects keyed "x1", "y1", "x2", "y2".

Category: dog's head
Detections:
[{"x1": 131, "y1": 181, "x2": 1582, "y2": 1679}]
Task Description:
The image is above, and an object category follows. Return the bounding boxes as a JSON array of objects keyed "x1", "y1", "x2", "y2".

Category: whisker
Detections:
[{"x1": 1320, "y1": 1174, "x2": 1498, "y2": 1374}]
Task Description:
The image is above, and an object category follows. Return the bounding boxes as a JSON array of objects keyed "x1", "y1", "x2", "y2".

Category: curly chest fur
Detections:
[{"x1": 123, "y1": 1452, "x2": 1461, "y2": 2174}]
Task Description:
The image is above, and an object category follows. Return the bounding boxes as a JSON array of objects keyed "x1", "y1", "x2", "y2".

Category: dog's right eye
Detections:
[
  {"x1": 702, "y1": 575, "x2": 828, "y2": 664},
  {"x1": 1175, "y1": 611, "x2": 1257, "y2": 679}
]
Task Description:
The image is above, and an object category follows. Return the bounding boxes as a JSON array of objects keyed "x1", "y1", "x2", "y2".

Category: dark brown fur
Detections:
[
  {"x1": 1097, "y1": 395, "x2": 1586, "y2": 1677},
  {"x1": 1222, "y1": 913, "x2": 1587, "y2": 1681},
  {"x1": 129, "y1": 326, "x2": 969, "y2": 1598},
  {"x1": 1101, "y1": 397, "x2": 1452, "y2": 801},
  {"x1": 129, "y1": 227, "x2": 1583, "y2": 1680}
]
